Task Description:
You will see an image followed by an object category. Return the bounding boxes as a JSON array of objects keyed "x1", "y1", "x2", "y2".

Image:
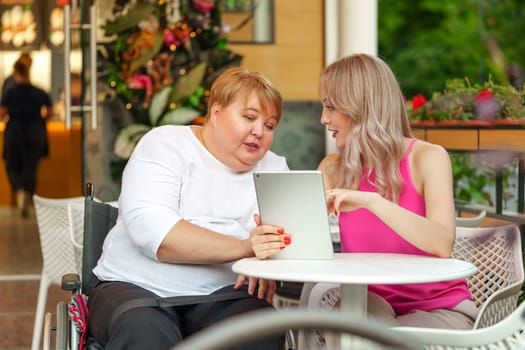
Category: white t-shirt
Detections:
[{"x1": 93, "y1": 125, "x2": 289, "y2": 297}]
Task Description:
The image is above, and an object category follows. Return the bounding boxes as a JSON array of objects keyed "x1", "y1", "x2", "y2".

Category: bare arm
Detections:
[
  {"x1": 157, "y1": 219, "x2": 253, "y2": 263},
  {"x1": 157, "y1": 215, "x2": 287, "y2": 264},
  {"x1": 327, "y1": 142, "x2": 456, "y2": 257},
  {"x1": 0, "y1": 105, "x2": 7, "y2": 120},
  {"x1": 43, "y1": 105, "x2": 53, "y2": 120},
  {"x1": 157, "y1": 216, "x2": 284, "y2": 303}
]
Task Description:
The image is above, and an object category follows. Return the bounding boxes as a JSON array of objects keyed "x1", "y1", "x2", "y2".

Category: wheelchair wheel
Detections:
[{"x1": 55, "y1": 301, "x2": 68, "y2": 350}]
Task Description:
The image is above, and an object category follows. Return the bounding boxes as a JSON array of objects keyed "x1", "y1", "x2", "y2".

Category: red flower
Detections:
[
  {"x1": 411, "y1": 94, "x2": 427, "y2": 110},
  {"x1": 163, "y1": 26, "x2": 191, "y2": 48},
  {"x1": 475, "y1": 89, "x2": 494, "y2": 102},
  {"x1": 475, "y1": 89, "x2": 499, "y2": 120}
]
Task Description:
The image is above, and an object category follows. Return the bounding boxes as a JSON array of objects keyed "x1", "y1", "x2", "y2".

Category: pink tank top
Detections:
[{"x1": 339, "y1": 139, "x2": 472, "y2": 315}]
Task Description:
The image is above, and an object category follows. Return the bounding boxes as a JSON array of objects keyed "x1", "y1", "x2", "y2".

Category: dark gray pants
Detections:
[
  {"x1": 87, "y1": 280, "x2": 284, "y2": 350},
  {"x1": 4, "y1": 122, "x2": 46, "y2": 194}
]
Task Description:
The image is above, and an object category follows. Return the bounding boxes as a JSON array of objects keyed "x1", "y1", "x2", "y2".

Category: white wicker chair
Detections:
[
  {"x1": 67, "y1": 201, "x2": 85, "y2": 272},
  {"x1": 453, "y1": 224, "x2": 524, "y2": 328},
  {"x1": 307, "y1": 225, "x2": 524, "y2": 328},
  {"x1": 301, "y1": 224, "x2": 524, "y2": 348},
  {"x1": 395, "y1": 299, "x2": 525, "y2": 349},
  {"x1": 456, "y1": 210, "x2": 487, "y2": 228},
  {"x1": 31, "y1": 195, "x2": 84, "y2": 350}
]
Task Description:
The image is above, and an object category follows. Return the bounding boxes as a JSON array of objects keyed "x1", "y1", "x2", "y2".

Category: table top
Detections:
[{"x1": 232, "y1": 253, "x2": 477, "y2": 285}]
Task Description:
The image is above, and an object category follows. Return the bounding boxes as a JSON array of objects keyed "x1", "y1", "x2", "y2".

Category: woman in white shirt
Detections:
[{"x1": 88, "y1": 67, "x2": 290, "y2": 349}]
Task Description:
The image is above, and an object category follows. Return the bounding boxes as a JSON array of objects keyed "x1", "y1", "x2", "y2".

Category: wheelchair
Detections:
[
  {"x1": 45, "y1": 183, "x2": 296, "y2": 350},
  {"x1": 44, "y1": 183, "x2": 118, "y2": 350}
]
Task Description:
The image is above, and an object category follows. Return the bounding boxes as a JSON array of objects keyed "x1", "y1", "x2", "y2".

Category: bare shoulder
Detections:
[
  {"x1": 412, "y1": 139, "x2": 450, "y2": 165},
  {"x1": 318, "y1": 153, "x2": 339, "y2": 189},
  {"x1": 318, "y1": 153, "x2": 339, "y2": 172},
  {"x1": 409, "y1": 139, "x2": 453, "y2": 195}
]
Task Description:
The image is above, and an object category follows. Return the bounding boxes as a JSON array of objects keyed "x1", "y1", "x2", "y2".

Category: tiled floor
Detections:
[
  {"x1": 0, "y1": 206, "x2": 42, "y2": 277},
  {"x1": 0, "y1": 206, "x2": 70, "y2": 350}
]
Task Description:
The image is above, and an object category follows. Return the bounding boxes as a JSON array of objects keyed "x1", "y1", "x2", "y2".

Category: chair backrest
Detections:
[
  {"x1": 452, "y1": 224, "x2": 524, "y2": 328},
  {"x1": 81, "y1": 183, "x2": 119, "y2": 295},
  {"x1": 456, "y1": 210, "x2": 487, "y2": 228},
  {"x1": 33, "y1": 195, "x2": 85, "y2": 283}
]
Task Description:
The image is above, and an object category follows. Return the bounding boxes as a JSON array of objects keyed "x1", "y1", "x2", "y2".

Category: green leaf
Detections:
[
  {"x1": 129, "y1": 32, "x2": 164, "y2": 74},
  {"x1": 170, "y1": 63, "x2": 207, "y2": 103},
  {"x1": 149, "y1": 86, "x2": 173, "y2": 126},
  {"x1": 159, "y1": 107, "x2": 201, "y2": 125},
  {"x1": 113, "y1": 124, "x2": 151, "y2": 159},
  {"x1": 101, "y1": 3, "x2": 157, "y2": 36}
]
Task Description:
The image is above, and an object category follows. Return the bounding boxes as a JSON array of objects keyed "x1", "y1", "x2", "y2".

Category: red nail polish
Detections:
[
  {"x1": 280, "y1": 246, "x2": 285, "y2": 250},
  {"x1": 284, "y1": 236, "x2": 291, "y2": 245},
  {"x1": 277, "y1": 228, "x2": 284, "y2": 234}
]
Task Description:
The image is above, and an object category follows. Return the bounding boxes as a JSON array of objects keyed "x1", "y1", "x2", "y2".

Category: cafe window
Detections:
[{"x1": 221, "y1": 0, "x2": 274, "y2": 44}]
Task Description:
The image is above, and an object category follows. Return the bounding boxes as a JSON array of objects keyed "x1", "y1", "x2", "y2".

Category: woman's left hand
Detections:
[{"x1": 234, "y1": 274, "x2": 277, "y2": 303}]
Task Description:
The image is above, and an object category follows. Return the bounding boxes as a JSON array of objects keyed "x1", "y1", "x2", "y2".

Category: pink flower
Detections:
[
  {"x1": 163, "y1": 28, "x2": 177, "y2": 46},
  {"x1": 193, "y1": 0, "x2": 215, "y2": 14},
  {"x1": 129, "y1": 74, "x2": 153, "y2": 98},
  {"x1": 411, "y1": 94, "x2": 427, "y2": 110}
]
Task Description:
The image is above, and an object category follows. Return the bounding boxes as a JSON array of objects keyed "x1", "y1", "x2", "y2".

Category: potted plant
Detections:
[{"x1": 408, "y1": 78, "x2": 525, "y2": 125}]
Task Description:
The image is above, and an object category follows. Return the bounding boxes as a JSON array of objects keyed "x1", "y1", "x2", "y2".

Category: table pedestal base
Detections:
[{"x1": 341, "y1": 284, "x2": 368, "y2": 349}]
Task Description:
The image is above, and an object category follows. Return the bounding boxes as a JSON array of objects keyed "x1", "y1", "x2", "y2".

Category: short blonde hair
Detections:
[{"x1": 207, "y1": 67, "x2": 282, "y2": 120}]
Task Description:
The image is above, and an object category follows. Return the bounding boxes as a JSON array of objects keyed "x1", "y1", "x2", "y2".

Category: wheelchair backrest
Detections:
[{"x1": 81, "y1": 183, "x2": 119, "y2": 295}]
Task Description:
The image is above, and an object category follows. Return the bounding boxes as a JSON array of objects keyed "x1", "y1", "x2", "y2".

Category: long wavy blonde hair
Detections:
[{"x1": 319, "y1": 54, "x2": 412, "y2": 202}]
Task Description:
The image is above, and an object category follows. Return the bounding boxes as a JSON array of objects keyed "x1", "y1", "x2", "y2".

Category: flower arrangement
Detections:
[
  {"x1": 407, "y1": 78, "x2": 524, "y2": 209},
  {"x1": 98, "y1": 0, "x2": 243, "y2": 177},
  {"x1": 408, "y1": 78, "x2": 525, "y2": 124}
]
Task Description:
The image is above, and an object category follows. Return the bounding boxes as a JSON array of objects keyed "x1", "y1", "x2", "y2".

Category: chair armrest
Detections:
[
  {"x1": 394, "y1": 300, "x2": 525, "y2": 348},
  {"x1": 61, "y1": 273, "x2": 81, "y2": 292},
  {"x1": 474, "y1": 281, "x2": 523, "y2": 328}
]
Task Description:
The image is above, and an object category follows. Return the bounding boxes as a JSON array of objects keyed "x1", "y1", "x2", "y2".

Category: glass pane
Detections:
[{"x1": 221, "y1": 0, "x2": 274, "y2": 44}]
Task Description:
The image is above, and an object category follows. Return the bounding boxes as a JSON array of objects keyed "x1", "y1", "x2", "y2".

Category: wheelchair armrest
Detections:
[{"x1": 61, "y1": 273, "x2": 81, "y2": 291}]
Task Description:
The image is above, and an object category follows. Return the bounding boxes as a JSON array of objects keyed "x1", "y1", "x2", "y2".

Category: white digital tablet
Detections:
[{"x1": 253, "y1": 170, "x2": 334, "y2": 260}]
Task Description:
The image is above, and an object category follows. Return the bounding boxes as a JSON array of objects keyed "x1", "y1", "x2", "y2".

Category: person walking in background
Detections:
[
  {"x1": 0, "y1": 57, "x2": 52, "y2": 218},
  {"x1": 315, "y1": 54, "x2": 477, "y2": 331},
  {"x1": 1, "y1": 51, "x2": 32, "y2": 100}
]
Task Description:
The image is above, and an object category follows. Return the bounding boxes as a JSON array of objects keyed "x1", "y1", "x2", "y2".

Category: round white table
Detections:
[{"x1": 232, "y1": 252, "x2": 477, "y2": 349}]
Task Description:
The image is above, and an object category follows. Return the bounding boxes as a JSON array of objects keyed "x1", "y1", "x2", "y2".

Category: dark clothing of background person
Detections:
[
  {"x1": 1, "y1": 75, "x2": 16, "y2": 101},
  {"x1": 0, "y1": 82, "x2": 51, "y2": 198}
]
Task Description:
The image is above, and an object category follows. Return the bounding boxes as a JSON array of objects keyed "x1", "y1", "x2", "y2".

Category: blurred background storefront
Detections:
[{"x1": 0, "y1": 0, "x2": 335, "y2": 204}]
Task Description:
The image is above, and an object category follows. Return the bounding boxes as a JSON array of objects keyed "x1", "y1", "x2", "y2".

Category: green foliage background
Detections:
[
  {"x1": 378, "y1": 0, "x2": 525, "y2": 99},
  {"x1": 378, "y1": 0, "x2": 525, "y2": 209}
]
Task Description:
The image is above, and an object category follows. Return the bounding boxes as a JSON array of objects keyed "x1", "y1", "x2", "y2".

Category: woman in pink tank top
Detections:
[{"x1": 315, "y1": 54, "x2": 478, "y2": 330}]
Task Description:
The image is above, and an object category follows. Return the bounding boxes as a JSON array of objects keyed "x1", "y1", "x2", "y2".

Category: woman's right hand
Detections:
[
  {"x1": 326, "y1": 188, "x2": 377, "y2": 214},
  {"x1": 249, "y1": 214, "x2": 291, "y2": 259}
]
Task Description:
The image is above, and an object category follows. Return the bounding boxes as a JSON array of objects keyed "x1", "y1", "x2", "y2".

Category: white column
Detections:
[
  {"x1": 324, "y1": 0, "x2": 340, "y2": 155},
  {"x1": 324, "y1": 0, "x2": 378, "y2": 155},
  {"x1": 338, "y1": 0, "x2": 377, "y2": 56},
  {"x1": 253, "y1": 0, "x2": 272, "y2": 43},
  {"x1": 324, "y1": 0, "x2": 339, "y2": 66}
]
